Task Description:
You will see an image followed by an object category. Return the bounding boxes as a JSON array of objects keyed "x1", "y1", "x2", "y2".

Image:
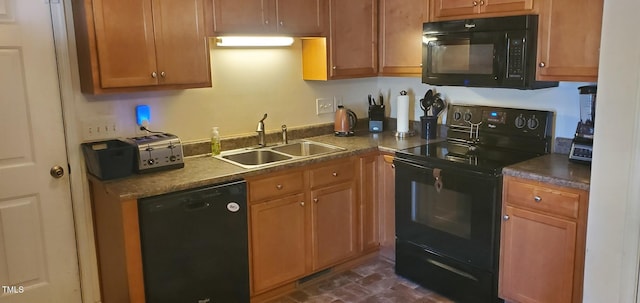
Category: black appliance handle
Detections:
[{"x1": 183, "y1": 200, "x2": 211, "y2": 211}]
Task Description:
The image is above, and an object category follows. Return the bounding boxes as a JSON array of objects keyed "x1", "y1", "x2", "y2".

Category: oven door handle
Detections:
[
  {"x1": 426, "y1": 258, "x2": 479, "y2": 282},
  {"x1": 394, "y1": 158, "x2": 435, "y2": 171}
]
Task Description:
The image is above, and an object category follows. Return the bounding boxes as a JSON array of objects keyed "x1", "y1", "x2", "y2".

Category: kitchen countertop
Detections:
[
  {"x1": 94, "y1": 131, "x2": 435, "y2": 201},
  {"x1": 502, "y1": 153, "x2": 591, "y2": 191}
]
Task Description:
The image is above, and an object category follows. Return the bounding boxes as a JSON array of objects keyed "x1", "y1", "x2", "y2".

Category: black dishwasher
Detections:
[{"x1": 138, "y1": 179, "x2": 249, "y2": 303}]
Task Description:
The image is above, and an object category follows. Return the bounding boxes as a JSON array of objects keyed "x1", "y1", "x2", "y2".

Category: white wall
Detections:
[
  {"x1": 582, "y1": 0, "x2": 640, "y2": 301},
  {"x1": 74, "y1": 40, "x2": 587, "y2": 145}
]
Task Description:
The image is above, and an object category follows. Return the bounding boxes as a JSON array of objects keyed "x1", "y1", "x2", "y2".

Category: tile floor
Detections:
[{"x1": 265, "y1": 258, "x2": 454, "y2": 303}]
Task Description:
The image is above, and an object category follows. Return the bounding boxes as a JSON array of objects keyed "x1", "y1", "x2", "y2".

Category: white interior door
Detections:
[{"x1": 0, "y1": 0, "x2": 81, "y2": 302}]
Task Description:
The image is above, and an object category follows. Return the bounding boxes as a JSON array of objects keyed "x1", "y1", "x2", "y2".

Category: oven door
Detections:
[
  {"x1": 422, "y1": 32, "x2": 504, "y2": 87},
  {"x1": 395, "y1": 158, "x2": 501, "y2": 270}
]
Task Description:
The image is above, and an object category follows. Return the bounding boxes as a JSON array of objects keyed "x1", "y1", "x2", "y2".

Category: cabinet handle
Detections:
[
  {"x1": 313, "y1": 198, "x2": 319, "y2": 203},
  {"x1": 264, "y1": 19, "x2": 269, "y2": 25},
  {"x1": 534, "y1": 196, "x2": 542, "y2": 203},
  {"x1": 332, "y1": 172, "x2": 338, "y2": 177},
  {"x1": 151, "y1": 71, "x2": 158, "y2": 78},
  {"x1": 160, "y1": 71, "x2": 166, "y2": 78},
  {"x1": 276, "y1": 184, "x2": 283, "y2": 190},
  {"x1": 479, "y1": 0, "x2": 485, "y2": 5},
  {"x1": 279, "y1": 21, "x2": 284, "y2": 26},
  {"x1": 473, "y1": 1, "x2": 478, "y2": 6},
  {"x1": 332, "y1": 66, "x2": 337, "y2": 70},
  {"x1": 300, "y1": 201, "x2": 305, "y2": 207},
  {"x1": 539, "y1": 62, "x2": 546, "y2": 68},
  {"x1": 503, "y1": 215, "x2": 510, "y2": 221}
]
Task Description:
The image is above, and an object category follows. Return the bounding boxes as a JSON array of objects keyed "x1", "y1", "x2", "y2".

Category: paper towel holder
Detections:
[{"x1": 395, "y1": 90, "x2": 415, "y2": 138}]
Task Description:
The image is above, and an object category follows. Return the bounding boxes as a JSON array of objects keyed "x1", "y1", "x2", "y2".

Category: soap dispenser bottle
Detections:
[{"x1": 211, "y1": 127, "x2": 221, "y2": 156}]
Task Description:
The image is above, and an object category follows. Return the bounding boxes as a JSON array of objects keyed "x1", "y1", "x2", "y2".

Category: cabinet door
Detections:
[
  {"x1": 359, "y1": 154, "x2": 378, "y2": 252},
  {"x1": 536, "y1": 0, "x2": 603, "y2": 82},
  {"x1": 431, "y1": 0, "x2": 479, "y2": 19},
  {"x1": 481, "y1": 0, "x2": 533, "y2": 14},
  {"x1": 329, "y1": 0, "x2": 377, "y2": 78},
  {"x1": 499, "y1": 206, "x2": 577, "y2": 303},
  {"x1": 276, "y1": 0, "x2": 324, "y2": 35},
  {"x1": 92, "y1": 0, "x2": 158, "y2": 88},
  {"x1": 311, "y1": 183, "x2": 358, "y2": 270},
  {"x1": 379, "y1": 0, "x2": 428, "y2": 76},
  {"x1": 153, "y1": 0, "x2": 211, "y2": 86},
  {"x1": 212, "y1": 0, "x2": 272, "y2": 34},
  {"x1": 431, "y1": 0, "x2": 534, "y2": 20},
  {"x1": 250, "y1": 194, "x2": 307, "y2": 293},
  {"x1": 378, "y1": 154, "x2": 395, "y2": 261}
]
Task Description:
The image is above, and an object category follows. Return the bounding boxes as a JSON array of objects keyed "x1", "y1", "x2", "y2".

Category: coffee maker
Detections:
[{"x1": 569, "y1": 85, "x2": 597, "y2": 163}]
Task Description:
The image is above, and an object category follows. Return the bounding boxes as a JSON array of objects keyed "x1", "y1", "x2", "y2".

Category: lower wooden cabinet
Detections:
[
  {"x1": 250, "y1": 193, "x2": 307, "y2": 293},
  {"x1": 247, "y1": 156, "x2": 368, "y2": 295},
  {"x1": 378, "y1": 153, "x2": 395, "y2": 261},
  {"x1": 312, "y1": 183, "x2": 358, "y2": 270},
  {"x1": 359, "y1": 153, "x2": 379, "y2": 252},
  {"x1": 499, "y1": 176, "x2": 589, "y2": 303}
]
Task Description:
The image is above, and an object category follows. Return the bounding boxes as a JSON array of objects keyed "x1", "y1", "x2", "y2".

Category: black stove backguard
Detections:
[{"x1": 394, "y1": 104, "x2": 553, "y2": 303}]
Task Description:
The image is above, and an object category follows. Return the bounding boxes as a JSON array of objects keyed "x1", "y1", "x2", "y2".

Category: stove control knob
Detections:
[
  {"x1": 463, "y1": 112, "x2": 472, "y2": 122},
  {"x1": 147, "y1": 159, "x2": 155, "y2": 166},
  {"x1": 453, "y1": 111, "x2": 462, "y2": 121},
  {"x1": 527, "y1": 116, "x2": 540, "y2": 130},
  {"x1": 514, "y1": 114, "x2": 526, "y2": 129},
  {"x1": 169, "y1": 155, "x2": 177, "y2": 162}
]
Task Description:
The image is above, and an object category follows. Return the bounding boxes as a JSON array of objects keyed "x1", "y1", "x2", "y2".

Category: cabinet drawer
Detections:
[
  {"x1": 309, "y1": 159, "x2": 355, "y2": 188},
  {"x1": 506, "y1": 179, "x2": 580, "y2": 219},
  {"x1": 249, "y1": 170, "x2": 304, "y2": 201}
]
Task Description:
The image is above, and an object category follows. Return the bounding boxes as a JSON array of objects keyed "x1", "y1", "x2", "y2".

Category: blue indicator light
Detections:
[
  {"x1": 491, "y1": 112, "x2": 498, "y2": 117},
  {"x1": 136, "y1": 105, "x2": 150, "y2": 126}
]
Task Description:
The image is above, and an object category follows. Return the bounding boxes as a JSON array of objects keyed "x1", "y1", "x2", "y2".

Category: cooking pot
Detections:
[{"x1": 334, "y1": 105, "x2": 357, "y2": 136}]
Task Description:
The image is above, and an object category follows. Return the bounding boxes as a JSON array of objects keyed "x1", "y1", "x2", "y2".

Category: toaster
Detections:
[{"x1": 125, "y1": 133, "x2": 184, "y2": 173}]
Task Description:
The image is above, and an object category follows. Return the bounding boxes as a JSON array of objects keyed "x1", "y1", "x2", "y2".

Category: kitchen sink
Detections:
[
  {"x1": 221, "y1": 150, "x2": 292, "y2": 168},
  {"x1": 272, "y1": 141, "x2": 345, "y2": 157},
  {"x1": 215, "y1": 140, "x2": 345, "y2": 169}
]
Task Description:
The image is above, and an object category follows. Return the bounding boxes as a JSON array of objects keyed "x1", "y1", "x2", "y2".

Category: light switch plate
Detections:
[{"x1": 316, "y1": 98, "x2": 335, "y2": 115}]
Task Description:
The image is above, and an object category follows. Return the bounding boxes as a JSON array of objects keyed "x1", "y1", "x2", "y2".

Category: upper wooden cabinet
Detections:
[
  {"x1": 536, "y1": 0, "x2": 603, "y2": 82},
  {"x1": 72, "y1": 0, "x2": 212, "y2": 94},
  {"x1": 378, "y1": 0, "x2": 428, "y2": 76},
  {"x1": 430, "y1": 0, "x2": 535, "y2": 21},
  {"x1": 302, "y1": 0, "x2": 377, "y2": 80},
  {"x1": 211, "y1": 0, "x2": 325, "y2": 36}
]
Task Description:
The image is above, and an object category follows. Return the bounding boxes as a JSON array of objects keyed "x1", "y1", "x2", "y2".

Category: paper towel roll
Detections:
[{"x1": 397, "y1": 93, "x2": 410, "y2": 133}]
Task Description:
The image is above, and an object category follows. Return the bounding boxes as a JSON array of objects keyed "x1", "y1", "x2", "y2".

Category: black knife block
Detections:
[{"x1": 368, "y1": 105, "x2": 385, "y2": 132}]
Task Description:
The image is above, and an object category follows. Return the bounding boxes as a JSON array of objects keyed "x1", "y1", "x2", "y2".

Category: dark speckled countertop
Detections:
[
  {"x1": 502, "y1": 153, "x2": 591, "y2": 191},
  {"x1": 95, "y1": 131, "x2": 436, "y2": 200}
]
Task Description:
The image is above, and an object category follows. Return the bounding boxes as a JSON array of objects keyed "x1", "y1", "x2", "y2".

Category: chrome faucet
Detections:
[
  {"x1": 281, "y1": 124, "x2": 288, "y2": 144},
  {"x1": 256, "y1": 113, "x2": 268, "y2": 147}
]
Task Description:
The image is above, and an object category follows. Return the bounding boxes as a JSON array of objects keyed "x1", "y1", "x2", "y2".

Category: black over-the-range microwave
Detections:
[{"x1": 422, "y1": 14, "x2": 558, "y2": 89}]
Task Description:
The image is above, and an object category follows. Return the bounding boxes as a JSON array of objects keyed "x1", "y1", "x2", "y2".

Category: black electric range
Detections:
[
  {"x1": 397, "y1": 104, "x2": 553, "y2": 174},
  {"x1": 394, "y1": 104, "x2": 553, "y2": 303}
]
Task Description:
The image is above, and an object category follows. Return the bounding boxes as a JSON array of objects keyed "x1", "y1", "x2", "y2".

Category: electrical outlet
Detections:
[
  {"x1": 316, "y1": 98, "x2": 335, "y2": 115},
  {"x1": 82, "y1": 116, "x2": 119, "y2": 141},
  {"x1": 134, "y1": 125, "x2": 148, "y2": 136}
]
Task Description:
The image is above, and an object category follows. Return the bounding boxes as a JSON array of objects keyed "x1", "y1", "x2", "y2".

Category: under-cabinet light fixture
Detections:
[{"x1": 216, "y1": 36, "x2": 295, "y2": 47}]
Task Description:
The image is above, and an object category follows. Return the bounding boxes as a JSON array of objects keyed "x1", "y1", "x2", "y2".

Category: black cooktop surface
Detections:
[{"x1": 396, "y1": 141, "x2": 542, "y2": 175}]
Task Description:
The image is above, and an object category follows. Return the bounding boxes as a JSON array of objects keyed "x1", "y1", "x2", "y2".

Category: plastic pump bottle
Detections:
[{"x1": 211, "y1": 127, "x2": 221, "y2": 156}]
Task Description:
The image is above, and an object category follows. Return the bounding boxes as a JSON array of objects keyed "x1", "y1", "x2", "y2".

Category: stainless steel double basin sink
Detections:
[{"x1": 214, "y1": 140, "x2": 346, "y2": 169}]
